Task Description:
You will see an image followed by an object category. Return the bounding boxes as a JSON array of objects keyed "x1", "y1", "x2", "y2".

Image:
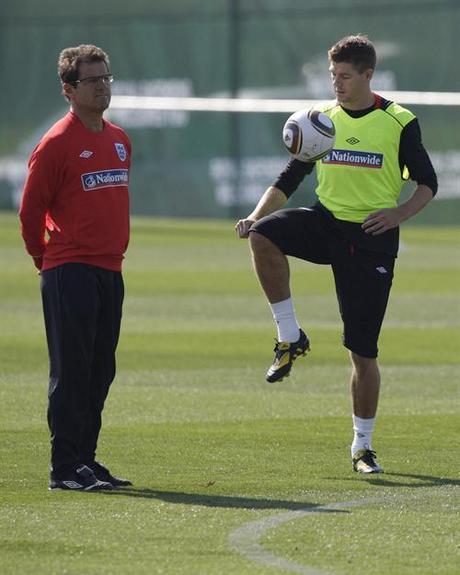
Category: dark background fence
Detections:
[{"x1": 1, "y1": 0, "x2": 459, "y2": 222}]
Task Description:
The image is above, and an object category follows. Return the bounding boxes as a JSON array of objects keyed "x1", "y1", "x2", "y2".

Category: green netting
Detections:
[{"x1": 1, "y1": 1, "x2": 459, "y2": 219}]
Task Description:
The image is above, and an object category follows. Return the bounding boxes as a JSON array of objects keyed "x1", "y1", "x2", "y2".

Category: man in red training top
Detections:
[{"x1": 20, "y1": 45, "x2": 132, "y2": 491}]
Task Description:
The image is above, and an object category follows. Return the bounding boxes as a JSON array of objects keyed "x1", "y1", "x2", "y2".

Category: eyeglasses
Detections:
[{"x1": 72, "y1": 74, "x2": 114, "y2": 87}]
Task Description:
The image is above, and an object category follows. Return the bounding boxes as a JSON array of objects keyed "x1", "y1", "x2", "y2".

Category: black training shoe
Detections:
[
  {"x1": 88, "y1": 461, "x2": 133, "y2": 487},
  {"x1": 49, "y1": 464, "x2": 113, "y2": 491},
  {"x1": 352, "y1": 449, "x2": 383, "y2": 474},
  {"x1": 266, "y1": 329, "x2": 310, "y2": 383}
]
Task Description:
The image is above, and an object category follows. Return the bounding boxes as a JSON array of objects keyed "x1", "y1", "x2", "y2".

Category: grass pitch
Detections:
[{"x1": 0, "y1": 212, "x2": 458, "y2": 575}]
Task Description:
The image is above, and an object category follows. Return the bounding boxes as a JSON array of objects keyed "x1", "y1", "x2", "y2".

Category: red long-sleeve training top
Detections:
[{"x1": 20, "y1": 111, "x2": 130, "y2": 272}]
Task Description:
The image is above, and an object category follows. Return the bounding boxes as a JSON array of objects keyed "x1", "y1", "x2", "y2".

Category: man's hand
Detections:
[
  {"x1": 363, "y1": 185, "x2": 434, "y2": 235},
  {"x1": 234, "y1": 186, "x2": 288, "y2": 239},
  {"x1": 32, "y1": 256, "x2": 43, "y2": 271},
  {"x1": 362, "y1": 207, "x2": 404, "y2": 235},
  {"x1": 235, "y1": 218, "x2": 255, "y2": 238}
]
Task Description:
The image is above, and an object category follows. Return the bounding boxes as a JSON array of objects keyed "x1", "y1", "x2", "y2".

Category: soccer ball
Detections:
[{"x1": 282, "y1": 108, "x2": 336, "y2": 162}]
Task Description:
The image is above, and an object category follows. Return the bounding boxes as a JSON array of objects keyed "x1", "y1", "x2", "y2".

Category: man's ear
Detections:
[
  {"x1": 365, "y1": 68, "x2": 374, "y2": 82},
  {"x1": 62, "y1": 82, "x2": 74, "y2": 101}
]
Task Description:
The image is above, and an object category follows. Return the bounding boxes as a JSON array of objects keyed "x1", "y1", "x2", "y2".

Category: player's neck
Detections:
[
  {"x1": 341, "y1": 91, "x2": 375, "y2": 112},
  {"x1": 70, "y1": 106, "x2": 105, "y2": 132}
]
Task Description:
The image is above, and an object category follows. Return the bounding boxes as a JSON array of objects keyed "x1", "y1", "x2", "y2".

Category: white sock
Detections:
[
  {"x1": 351, "y1": 415, "x2": 376, "y2": 456},
  {"x1": 269, "y1": 298, "x2": 300, "y2": 342}
]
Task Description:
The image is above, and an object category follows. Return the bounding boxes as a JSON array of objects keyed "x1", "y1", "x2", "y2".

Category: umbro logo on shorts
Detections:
[
  {"x1": 79, "y1": 150, "x2": 93, "y2": 158},
  {"x1": 376, "y1": 266, "x2": 388, "y2": 274}
]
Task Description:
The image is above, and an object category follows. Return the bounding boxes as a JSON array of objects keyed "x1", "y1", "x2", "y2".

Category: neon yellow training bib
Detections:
[{"x1": 316, "y1": 100, "x2": 415, "y2": 222}]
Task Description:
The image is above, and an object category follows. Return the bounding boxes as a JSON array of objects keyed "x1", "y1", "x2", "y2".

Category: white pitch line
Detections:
[{"x1": 228, "y1": 497, "x2": 388, "y2": 575}]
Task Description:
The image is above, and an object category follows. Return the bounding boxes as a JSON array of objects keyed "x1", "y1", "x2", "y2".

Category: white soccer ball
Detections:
[{"x1": 282, "y1": 108, "x2": 336, "y2": 162}]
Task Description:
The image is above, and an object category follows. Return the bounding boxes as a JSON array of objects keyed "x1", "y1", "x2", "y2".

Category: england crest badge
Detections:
[{"x1": 114, "y1": 142, "x2": 127, "y2": 162}]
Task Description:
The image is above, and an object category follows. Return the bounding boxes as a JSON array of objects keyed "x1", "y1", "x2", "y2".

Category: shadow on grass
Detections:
[
  {"x1": 103, "y1": 488, "x2": 347, "y2": 512},
  {"x1": 338, "y1": 472, "x2": 460, "y2": 488}
]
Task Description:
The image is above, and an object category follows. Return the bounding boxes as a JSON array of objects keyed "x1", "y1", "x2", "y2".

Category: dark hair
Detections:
[
  {"x1": 58, "y1": 44, "x2": 110, "y2": 85},
  {"x1": 328, "y1": 35, "x2": 376, "y2": 73}
]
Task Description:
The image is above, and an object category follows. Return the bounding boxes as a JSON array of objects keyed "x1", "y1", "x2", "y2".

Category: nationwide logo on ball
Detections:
[{"x1": 283, "y1": 108, "x2": 336, "y2": 162}]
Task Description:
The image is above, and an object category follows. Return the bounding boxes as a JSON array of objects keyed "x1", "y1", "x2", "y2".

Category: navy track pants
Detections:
[{"x1": 40, "y1": 263, "x2": 124, "y2": 476}]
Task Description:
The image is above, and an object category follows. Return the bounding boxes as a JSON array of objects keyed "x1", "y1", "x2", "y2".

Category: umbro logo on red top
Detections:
[{"x1": 79, "y1": 150, "x2": 94, "y2": 158}]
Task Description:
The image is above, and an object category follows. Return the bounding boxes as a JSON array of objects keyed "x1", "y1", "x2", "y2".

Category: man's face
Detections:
[
  {"x1": 329, "y1": 61, "x2": 373, "y2": 107},
  {"x1": 66, "y1": 60, "x2": 112, "y2": 113}
]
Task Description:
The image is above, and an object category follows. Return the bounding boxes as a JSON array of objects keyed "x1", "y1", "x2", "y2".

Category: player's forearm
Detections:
[
  {"x1": 247, "y1": 186, "x2": 288, "y2": 221},
  {"x1": 397, "y1": 184, "x2": 434, "y2": 222},
  {"x1": 20, "y1": 222, "x2": 46, "y2": 258},
  {"x1": 19, "y1": 201, "x2": 47, "y2": 258}
]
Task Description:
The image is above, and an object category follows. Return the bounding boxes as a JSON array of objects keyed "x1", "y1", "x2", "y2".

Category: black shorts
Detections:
[{"x1": 250, "y1": 206, "x2": 396, "y2": 358}]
